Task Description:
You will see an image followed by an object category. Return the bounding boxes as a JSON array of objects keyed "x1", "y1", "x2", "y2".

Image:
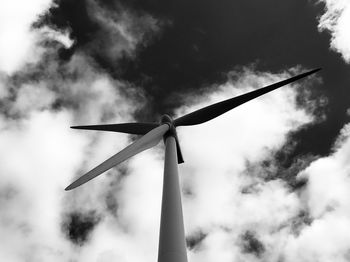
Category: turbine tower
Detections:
[{"x1": 66, "y1": 68, "x2": 321, "y2": 262}]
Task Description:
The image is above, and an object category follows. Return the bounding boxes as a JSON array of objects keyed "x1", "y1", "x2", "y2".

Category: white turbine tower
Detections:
[{"x1": 66, "y1": 68, "x2": 321, "y2": 262}]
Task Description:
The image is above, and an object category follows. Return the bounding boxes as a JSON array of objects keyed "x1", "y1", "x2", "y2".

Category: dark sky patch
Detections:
[
  {"x1": 240, "y1": 230, "x2": 265, "y2": 257},
  {"x1": 242, "y1": 134, "x2": 318, "y2": 187},
  {"x1": 275, "y1": 150, "x2": 316, "y2": 178},
  {"x1": 186, "y1": 230, "x2": 207, "y2": 251},
  {"x1": 291, "y1": 175, "x2": 309, "y2": 191},
  {"x1": 36, "y1": 0, "x2": 163, "y2": 75},
  {"x1": 267, "y1": 152, "x2": 317, "y2": 189},
  {"x1": 62, "y1": 211, "x2": 101, "y2": 245}
]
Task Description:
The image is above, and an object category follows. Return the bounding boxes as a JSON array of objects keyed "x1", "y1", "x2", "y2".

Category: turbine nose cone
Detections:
[{"x1": 160, "y1": 114, "x2": 173, "y2": 125}]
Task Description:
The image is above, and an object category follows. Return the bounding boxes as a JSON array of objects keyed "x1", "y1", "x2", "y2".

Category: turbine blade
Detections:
[
  {"x1": 71, "y1": 123, "x2": 159, "y2": 135},
  {"x1": 65, "y1": 124, "x2": 170, "y2": 190},
  {"x1": 174, "y1": 68, "x2": 321, "y2": 126},
  {"x1": 175, "y1": 135, "x2": 184, "y2": 164}
]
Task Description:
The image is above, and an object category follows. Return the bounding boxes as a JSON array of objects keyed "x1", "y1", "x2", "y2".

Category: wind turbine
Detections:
[{"x1": 66, "y1": 68, "x2": 321, "y2": 262}]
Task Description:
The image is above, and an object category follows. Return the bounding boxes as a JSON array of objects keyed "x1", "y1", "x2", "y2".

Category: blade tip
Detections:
[
  {"x1": 65, "y1": 184, "x2": 75, "y2": 191},
  {"x1": 308, "y1": 68, "x2": 322, "y2": 74}
]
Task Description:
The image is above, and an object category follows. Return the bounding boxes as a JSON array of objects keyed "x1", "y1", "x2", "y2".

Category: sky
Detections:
[{"x1": 0, "y1": 0, "x2": 350, "y2": 261}]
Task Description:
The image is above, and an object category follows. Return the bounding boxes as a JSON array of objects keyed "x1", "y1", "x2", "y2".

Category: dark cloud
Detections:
[
  {"x1": 62, "y1": 211, "x2": 101, "y2": 245},
  {"x1": 239, "y1": 230, "x2": 265, "y2": 258},
  {"x1": 186, "y1": 229, "x2": 207, "y2": 251}
]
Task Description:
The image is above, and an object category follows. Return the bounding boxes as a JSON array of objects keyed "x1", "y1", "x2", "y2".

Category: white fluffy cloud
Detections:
[
  {"x1": 68, "y1": 67, "x2": 318, "y2": 262},
  {"x1": 175, "y1": 68, "x2": 315, "y2": 262},
  {"x1": 283, "y1": 123, "x2": 350, "y2": 262},
  {"x1": 318, "y1": 0, "x2": 350, "y2": 62},
  {"x1": 0, "y1": 0, "x2": 73, "y2": 75},
  {"x1": 0, "y1": 61, "x2": 320, "y2": 261},
  {"x1": 0, "y1": 54, "x2": 139, "y2": 261},
  {"x1": 0, "y1": 110, "x2": 85, "y2": 262},
  {"x1": 173, "y1": 69, "x2": 350, "y2": 262},
  {"x1": 0, "y1": 1, "x2": 162, "y2": 260}
]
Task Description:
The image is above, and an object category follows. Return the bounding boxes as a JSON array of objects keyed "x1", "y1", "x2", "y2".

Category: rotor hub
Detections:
[
  {"x1": 160, "y1": 114, "x2": 177, "y2": 139},
  {"x1": 160, "y1": 114, "x2": 173, "y2": 125}
]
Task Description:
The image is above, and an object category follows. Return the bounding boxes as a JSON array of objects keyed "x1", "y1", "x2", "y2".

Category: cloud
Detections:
[
  {"x1": 4, "y1": 1, "x2": 350, "y2": 261},
  {"x1": 35, "y1": 0, "x2": 164, "y2": 72},
  {"x1": 0, "y1": 0, "x2": 73, "y2": 75},
  {"x1": 0, "y1": 1, "x2": 162, "y2": 261},
  {"x1": 173, "y1": 68, "x2": 316, "y2": 262},
  {"x1": 0, "y1": 53, "x2": 139, "y2": 261},
  {"x1": 69, "y1": 67, "x2": 319, "y2": 262},
  {"x1": 0, "y1": 110, "x2": 85, "y2": 262},
  {"x1": 317, "y1": 0, "x2": 350, "y2": 63},
  {"x1": 0, "y1": 58, "x2": 320, "y2": 261},
  {"x1": 85, "y1": 0, "x2": 162, "y2": 63},
  {"x1": 282, "y1": 122, "x2": 350, "y2": 262},
  {"x1": 173, "y1": 67, "x2": 350, "y2": 262}
]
